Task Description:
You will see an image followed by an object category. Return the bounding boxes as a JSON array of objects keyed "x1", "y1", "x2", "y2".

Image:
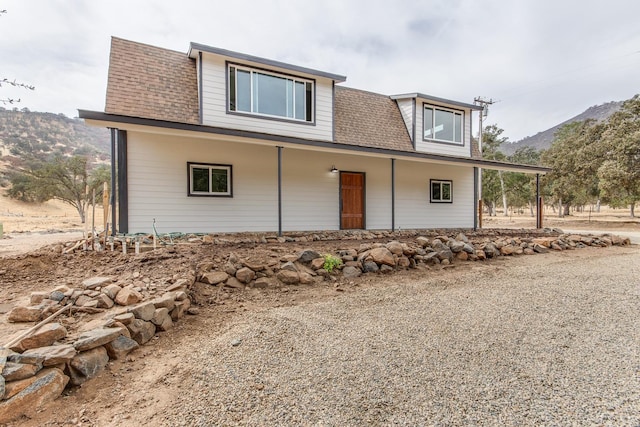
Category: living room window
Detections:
[
  {"x1": 423, "y1": 105, "x2": 463, "y2": 144},
  {"x1": 430, "y1": 179, "x2": 452, "y2": 203},
  {"x1": 188, "y1": 162, "x2": 232, "y2": 197},
  {"x1": 228, "y1": 64, "x2": 313, "y2": 122}
]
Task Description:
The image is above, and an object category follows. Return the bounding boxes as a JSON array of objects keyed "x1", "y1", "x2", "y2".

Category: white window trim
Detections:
[
  {"x1": 430, "y1": 179, "x2": 453, "y2": 203},
  {"x1": 228, "y1": 63, "x2": 315, "y2": 124},
  {"x1": 423, "y1": 104, "x2": 464, "y2": 146},
  {"x1": 188, "y1": 162, "x2": 233, "y2": 197}
]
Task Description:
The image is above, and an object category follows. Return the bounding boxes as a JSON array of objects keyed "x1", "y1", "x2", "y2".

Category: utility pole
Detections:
[{"x1": 474, "y1": 97, "x2": 494, "y2": 228}]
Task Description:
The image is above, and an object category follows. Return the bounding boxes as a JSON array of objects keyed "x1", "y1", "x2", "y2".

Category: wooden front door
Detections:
[{"x1": 340, "y1": 172, "x2": 365, "y2": 229}]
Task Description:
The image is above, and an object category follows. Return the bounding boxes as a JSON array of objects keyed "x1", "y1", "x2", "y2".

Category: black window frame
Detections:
[
  {"x1": 430, "y1": 179, "x2": 453, "y2": 203},
  {"x1": 187, "y1": 162, "x2": 233, "y2": 197}
]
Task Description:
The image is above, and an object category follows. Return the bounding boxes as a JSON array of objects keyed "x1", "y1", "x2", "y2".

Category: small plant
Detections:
[{"x1": 322, "y1": 254, "x2": 343, "y2": 273}]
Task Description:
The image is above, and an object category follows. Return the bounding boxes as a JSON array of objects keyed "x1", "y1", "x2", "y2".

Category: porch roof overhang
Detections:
[{"x1": 78, "y1": 110, "x2": 550, "y2": 174}]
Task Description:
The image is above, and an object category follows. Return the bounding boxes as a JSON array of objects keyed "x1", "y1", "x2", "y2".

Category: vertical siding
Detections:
[
  {"x1": 415, "y1": 102, "x2": 472, "y2": 157},
  {"x1": 127, "y1": 132, "x2": 279, "y2": 233},
  {"x1": 396, "y1": 99, "x2": 414, "y2": 142},
  {"x1": 395, "y1": 160, "x2": 475, "y2": 229},
  {"x1": 200, "y1": 55, "x2": 334, "y2": 141}
]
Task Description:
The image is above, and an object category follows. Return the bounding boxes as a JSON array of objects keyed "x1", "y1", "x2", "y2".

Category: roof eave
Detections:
[
  {"x1": 391, "y1": 93, "x2": 482, "y2": 111},
  {"x1": 188, "y1": 42, "x2": 347, "y2": 83}
]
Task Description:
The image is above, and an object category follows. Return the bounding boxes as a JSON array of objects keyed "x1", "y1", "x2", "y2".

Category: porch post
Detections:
[
  {"x1": 116, "y1": 130, "x2": 128, "y2": 234},
  {"x1": 277, "y1": 146, "x2": 283, "y2": 236},
  {"x1": 391, "y1": 158, "x2": 395, "y2": 231},
  {"x1": 473, "y1": 167, "x2": 479, "y2": 230},
  {"x1": 536, "y1": 173, "x2": 542, "y2": 229}
]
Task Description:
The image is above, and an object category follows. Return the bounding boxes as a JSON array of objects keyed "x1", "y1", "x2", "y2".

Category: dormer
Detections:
[
  {"x1": 188, "y1": 43, "x2": 346, "y2": 142},
  {"x1": 391, "y1": 93, "x2": 482, "y2": 158}
]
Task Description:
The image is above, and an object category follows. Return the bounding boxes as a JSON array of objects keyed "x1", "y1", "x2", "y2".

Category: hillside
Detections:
[
  {"x1": 502, "y1": 100, "x2": 624, "y2": 155},
  {"x1": 0, "y1": 107, "x2": 110, "y2": 172}
]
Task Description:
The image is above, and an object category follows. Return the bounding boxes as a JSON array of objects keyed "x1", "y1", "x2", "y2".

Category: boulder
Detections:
[
  {"x1": 363, "y1": 260, "x2": 379, "y2": 273},
  {"x1": 74, "y1": 328, "x2": 124, "y2": 352},
  {"x1": 276, "y1": 269, "x2": 300, "y2": 285},
  {"x1": 68, "y1": 347, "x2": 109, "y2": 386},
  {"x1": 29, "y1": 292, "x2": 49, "y2": 305},
  {"x1": 115, "y1": 288, "x2": 143, "y2": 306},
  {"x1": 280, "y1": 261, "x2": 298, "y2": 272},
  {"x1": 416, "y1": 236, "x2": 430, "y2": 248},
  {"x1": 200, "y1": 271, "x2": 228, "y2": 285},
  {"x1": 49, "y1": 291, "x2": 66, "y2": 302},
  {"x1": 102, "y1": 284, "x2": 122, "y2": 300},
  {"x1": 235, "y1": 267, "x2": 256, "y2": 284},
  {"x1": 462, "y1": 243, "x2": 475, "y2": 254},
  {"x1": 0, "y1": 368, "x2": 69, "y2": 424},
  {"x1": 152, "y1": 294, "x2": 176, "y2": 311},
  {"x1": 385, "y1": 241, "x2": 403, "y2": 255},
  {"x1": 297, "y1": 249, "x2": 321, "y2": 263},
  {"x1": 95, "y1": 293, "x2": 115, "y2": 309},
  {"x1": 224, "y1": 277, "x2": 244, "y2": 289},
  {"x1": 342, "y1": 266, "x2": 362, "y2": 278},
  {"x1": 2, "y1": 362, "x2": 39, "y2": 382},
  {"x1": 533, "y1": 244, "x2": 549, "y2": 254},
  {"x1": 14, "y1": 323, "x2": 67, "y2": 352},
  {"x1": 170, "y1": 300, "x2": 190, "y2": 321},
  {"x1": 151, "y1": 308, "x2": 173, "y2": 331},
  {"x1": 82, "y1": 276, "x2": 112, "y2": 290},
  {"x1": 367, "y1": 247, "x2": 395, "y2": 267},
  {"x1": 397, "y1": 256, "x2": 411, "y2": 268},
  {"x1": 475, "y1": 250, "x2": 487, "y2": 260},
  {"x1": 75, "y1": 294, "x2": 97, "y2": 307},
  {"x1": 448, "y1": 240, "x2": 465, "y2": 253},
  {"x1": 380, "y1": 264, "x2": 394, "y2": 274},
  {"x1": 7, "y1": 306, "x2": 43, "y2": 323},
  {"x1": 104, "y1": 335, "x2": 139, "y2": 360},
  {"x1": 223, "y1": 262, "x2": 237, "y2": 276},
  {"x1": 127, "y1": 319, "x2": 156, "y2": 345},
  {"x1": 483, "y1": 242, "x2": 500, "y2": 258},
  {"x1": 113, "y1": 312, "x2": 135, "y2": 325},
  {"x1": 129, "y1": 302, "x2": 156, "y2": 321},
  {"x1": 456, "y1": 251, "x2": 468, "y2": 261},
  {"x1": 298, "y1": 272, "x2": 315, "y2": 284},
  {"x1": 456, "y1": 233, "x2": 469, "y2": 243},
  {"x1": 532, "y1": 237, "x2": 555, "y2": 248},
  {"x1": 253, "y1": 277, "x2": 274, "y2": 289},
  {"x1": 243, "y1": 260, "x2": 265, "y2": 271},
  {"x1": 500, "y1": 245, "x2": 517, "y2": 256}
]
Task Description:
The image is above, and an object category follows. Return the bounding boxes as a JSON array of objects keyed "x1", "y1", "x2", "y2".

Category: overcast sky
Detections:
[{"x1": 1, "y1": 0, "x2": 639, "y2": 142}]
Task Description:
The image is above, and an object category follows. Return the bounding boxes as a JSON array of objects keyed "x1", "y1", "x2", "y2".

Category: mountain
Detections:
[
  {"x1": 501, "y1": 100, "x2": 624, "y2": 155},
  {"x1": 0, "y1": 107, "x2": 110, "y2": 172}
]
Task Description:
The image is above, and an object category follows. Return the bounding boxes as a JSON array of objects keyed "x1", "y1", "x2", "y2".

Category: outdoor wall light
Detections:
[{"x1": 330, "y1": 166, "x2": 338, "y2": 173}]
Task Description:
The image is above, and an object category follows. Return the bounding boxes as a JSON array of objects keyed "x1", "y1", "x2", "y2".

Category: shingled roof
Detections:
[
  {"x1": 105, "y1": 37, "x2": 199, "y2": 124},
  {"x1": 104, "y1": 38, "x2": 410, "y2": 153}
]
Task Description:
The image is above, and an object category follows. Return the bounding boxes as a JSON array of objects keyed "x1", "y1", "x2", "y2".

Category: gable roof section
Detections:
[
  {"x1": 334, "y1": 86, "x2": 413, "y2": 152},
  {"x1": 105, "y1": 37, "x2": 199, "y2": 124}
]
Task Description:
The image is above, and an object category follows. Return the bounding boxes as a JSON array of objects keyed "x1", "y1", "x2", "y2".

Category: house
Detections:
[{"x1": 79, "y1": 37, "x2": 548, "y2": 235}]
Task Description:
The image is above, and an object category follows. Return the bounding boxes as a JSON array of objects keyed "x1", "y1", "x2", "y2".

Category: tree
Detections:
[
  {"x1": 7, "y1": 156, "x2": 110, "y2": 223},
  {"x1": 481, "y1": 125, "x2": 508, "y2": 216},
  {"x1": 596, "y1": 95, "x2": 640, "y2": 217},
  {"x1": 506, "y1": 147, "x2": 541, "y2": 216}
]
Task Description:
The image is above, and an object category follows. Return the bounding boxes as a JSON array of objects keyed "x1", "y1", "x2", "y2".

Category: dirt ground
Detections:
[{"x1": 0, "y1": 198, "x2": 638, "y2": 425}]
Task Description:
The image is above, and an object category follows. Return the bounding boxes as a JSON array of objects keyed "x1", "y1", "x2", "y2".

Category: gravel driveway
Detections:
[{"x1": 161, "y1": 247, "x2": 639, "y2": 426}]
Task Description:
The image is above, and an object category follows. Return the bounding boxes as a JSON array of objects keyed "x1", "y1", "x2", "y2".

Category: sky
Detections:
[{"x1": 1, "y1": 0, "x2": 639, "y2": 142}]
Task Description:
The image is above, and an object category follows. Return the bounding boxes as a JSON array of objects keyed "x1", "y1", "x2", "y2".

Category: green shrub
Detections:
[{"x1": 323, "y1": 254, "x2": 343, "y2": 273}]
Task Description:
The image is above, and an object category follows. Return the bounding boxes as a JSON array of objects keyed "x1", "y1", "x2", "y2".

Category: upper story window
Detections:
[
  {"x1": 423, "y1": 104, "x2": 463, "y2": 144},
  {"x1": 228, "y1": 64, "x2": 313, "y2": 123}
]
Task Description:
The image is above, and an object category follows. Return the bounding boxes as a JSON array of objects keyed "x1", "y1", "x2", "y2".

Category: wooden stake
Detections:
[
  {"x1": 92, "y1": 188, "x2": 96, "y2": 251},
  {"x1": 103, "y1": 182, "x2": 109, "y2": 245}
]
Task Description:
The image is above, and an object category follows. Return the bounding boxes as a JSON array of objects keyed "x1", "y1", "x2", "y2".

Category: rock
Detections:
[
  {"x1": 22, "y1": 344, "x2": 76, "y2": 367},
  {"x1": 253, "y1": 277, "x2": 273, "y2": 288},
  {"x1": 367, "y1": 247, "x2": 395, "y2": 267},
  {"x1": 342, "y1": 266, "x2": 362, "y2": 278},
  {"x1": 311, "y1": 257, "x2": 324, "y2": 270},
  {"x1": 49, "y1": 291, "x2": 65, "y2": 302},
  {"x1": 235, "y1": 267, "x2": 256, "y2": 284},
  {"x1": 385, "y1": 241, "x2": 403, "y2": 255},
  {"x1": 115, "y1": 288, "x2": 143, "y2": 306},
  {"x1": 113, "y1": 312, "x2": 135, "y2": 325},
  {"x1": 456, "y1": 233, "x2": 469, "y2": 243},
  {"x1": 224, "y1": 277, "x2": 244, "y2": 289},
  {"x1": 380, "y1": 264, "x2": 394, "y2": 274},
  {"x1": 170, "y1": 300, "x2": 190, "y2": 321},
  {"x1": 475, "y1": 250, "x2": 487, "y2": 260},
  {"x1": 0, "y1": 368, "x2": 69, "y2": 424},
  {"x1": 7, "y1": 306, "x2": 43, "y2": 323},
  {"x1": 297, "y1": 249, "x2": 321, "y2": 263},
  {"x1": 298, "y1": 272, "x2": 315, "y2": 284},
  {"x1": 68, "y1": 347, "x2": 109, "y2": 386},
  {"x1": 127, "y1": 319, "x2": 156, "y2": 345},
  {"x1": 416, "y1": 236, "x2": 430, "y2": 247},
  {"x1": 436, "y1": 248, "x2": 454, "y2": 262},
  {"x1": 200, "y1": 271, "x2": 229, "y2": 285},
  {"x1": 30, "y1": 292, "x2": 49, "y2": 305},
  {"x1": 462, "y1": 243, "x2": 475, "y2": 254},
  {"x1": 74, "y1": 294, "x2": 96, "y2": 307},
  {"x1": 7, "y1": 352, "x2": 45, "y2": 367},
  {"x1": 74, "y1": 328, "x2": 124, "y2": 352},
  {"x1": 104, "y1": 335, "x2": 139, "y2": 360},
  {"x1": 483, "y1": 242, "x2": 500, "y2": 258},
  {"x1": 524, "y1": 248, "x2": 535, "y2": 255},
  {"x1": 500, "y1": 245, "x2": 517, "y2": 255},
  {"x1": 243, "y1": 260, "x2": 265, "y2": 271},
  {"x1": 223, "y1": 262, "x2": 237, "y2": 276},
  {"x1": 280, "y1": 261, "x2": 298, "y2": 272},
  {"x1": 187, "y1": 307, "x2": 200, "y2": 315},
  {"x1": 129, "y1": 302, "x2": 156, "y2": 321},
  {"x1": 456, "y1": 251, "x2": 468, "y2": 261},
  {"x1": 533, "y1": 244, "x2": 549, "y2": 254},
  {"x1": 448, "y1": 240, "x2": 465, "y2": 253},
  {"x1": 166, "y1": 279, "x2": 189, "y2": 292},
  {"x1": 95, "y1": 293, "x2": 114, "y2": 309},
  {"x1": 82, "y1": 276, "x2": 112, "y2": 290},
  {"x1": 551, "y1": 242, "x2": 563, "y2": 251},
  {"x1": 276, "y1": 269, "x2": 300, "y2": 285},
  {"x1": 14, "y1": 323, "x2": 67, "y2": 352},
  {"x1": 2, "y1": 362, "x2": 39, "y2": 382},
  {"x1": 152, "y1": 294, "x2": 176, "y2": 311},
  {"x1": 363, "y1": 260, "x2": 379, "y2": 273},
  {"x1": 397, "y1": 256, "x2": 411, "y2": 268},
  {"x1": 102, "y1": 284, "x2": 122, "y2": 300},
  {"x1": 231, "y1": 339, "x2": 242, "y2": 347},
  {"x1": 151, "y1": 308, "x2": 173, "y2": 331},
  {"x1": 175, "y1": 291, "x2": 188, "y2": 301},
  {"x1": 532, "y1": 237, "x2": 555, "y2": 248}
]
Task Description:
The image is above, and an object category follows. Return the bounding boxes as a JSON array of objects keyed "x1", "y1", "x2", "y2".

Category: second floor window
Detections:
[
  {"x1": 229, "y1": 65, "x2": 313, "y2": 122},
  {"x1": 424, "y1": 105, "x2": 463, "y2": 144}
]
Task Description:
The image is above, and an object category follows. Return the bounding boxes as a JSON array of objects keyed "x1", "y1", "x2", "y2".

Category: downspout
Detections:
[
  {"x1": 277, "y1": 146, "x2": 283, "y2": 236},
  {"x1": 110, "y1": 128, "x2": 117, "y2": 236},
  {"x1": 391, "y1": 158, "x2": 396, "y2": 231}
]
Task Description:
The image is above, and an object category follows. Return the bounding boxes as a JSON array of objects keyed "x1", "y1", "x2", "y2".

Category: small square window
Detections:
[
  {"x1": 430, "y1": 179, "x2": 452, "y2": 203},
  {"x1": 188, "y1": 163, "x2": 232, "y2": 197}
]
